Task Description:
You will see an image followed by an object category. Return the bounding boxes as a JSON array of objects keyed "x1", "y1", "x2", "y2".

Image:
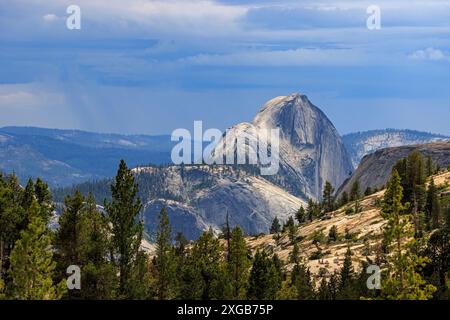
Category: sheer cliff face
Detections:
[
  {"x1": 253, "y1": 93, "x2": 353, "y2": 199},
  {"x1": 212, "y1": 93, "x2": 353, "y2": 200}
]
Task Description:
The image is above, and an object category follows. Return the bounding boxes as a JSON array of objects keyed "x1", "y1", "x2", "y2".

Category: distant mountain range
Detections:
[
  {"x1": 343, "y1": 129, "x2": 449, "y2": 168},
  {"x1": 0, "y1": 126, "x2": 174, "y2": 186}
]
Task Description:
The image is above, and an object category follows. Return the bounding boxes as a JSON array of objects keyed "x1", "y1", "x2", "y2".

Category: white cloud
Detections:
[
  {"x1": 409, "y1": 47, "x2": 449, "y2": 61},
  {"x1": 42, "y1": 13, "x2": 59, "y2": 22},
  {"x1": 0, "y1": 84, "x2": 65, "y2": 109},
  {"x1": 181, "y1": 47, "x2": 371, "y2": 66}
]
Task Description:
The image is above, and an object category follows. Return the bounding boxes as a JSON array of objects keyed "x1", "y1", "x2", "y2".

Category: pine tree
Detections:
[
  {"x1": 77, "y1": 194, "x2": 117, "y2": 299},
  {"x1": 425, "y1": 179, "x2": 441, "y2": 230},
  {"x1": 423, "y1": 229, "x2": 450, "y2": 298},
  {"x1": 34, "y1": 178, "x2": 54, "y2": 222},
  {"x1": 270, "y1": 216, "x2": 281, "y2": 234},
  {"x1": 322, "y1": 181, "x2": 335, "y2": 213},
  {"x1": 0, "y1": 175, "x2": 24, "y2": 279},
  {"x1": 105, "y1": 160, "x2": 143, "y2": 298},
  {"x1": 380, "y1": 170, "x2": 436, "y2": 300},
  {"x1": 337, "y1": 247, "x2": 356, "y2": 300},
  {"x1": 426, "y1": 156, "x2": 434, "y2": 177},
  {"x1": 350, "y1": 180, "x2": 360, "y2": 202},
  {"x1": 289, "y1": 243, "x2": 300, "y2": 265},
  {"x1": 227, "y1": 226, "x2": 251, "y2": 299},
  {"x1": 340, "y1": 191, "x2": 349, "y2": 207},
  {"x1": 328, "y1": 225, "x2": 339, "y2": 243},
  {"x1": 317, "y1": 277, "x2": 332, "y2": 300},
  {"x1": 54, "y1": 190, "x2": 87, "y2": 299},
  {"x1": 21, "y1": 179, "x2": 34, "y2": 211},
  {"x1": 154, "y1": 207, "x2": 177, "y2": 300},
  {"x1": 8, "y1": 201, "x2": 65, "y2": 299},
  {"x1": 291, "y1": 262, "x2": 315, "y2": 300},
  {"x1": 286, "y1": 216, "x2": 297, "y2": 244},
  {"x1": 247, "y1": 251, "x2": 280, "y2": 300},
  {"x1": 180, "y1": 229, "x2": 225, "y2": 300},
  {"x1": 127, "y1": 250, "x2": 153, "y2": 299},
  {"x1": 295, "y1": 206, "x2": 306, "y2": 224}
]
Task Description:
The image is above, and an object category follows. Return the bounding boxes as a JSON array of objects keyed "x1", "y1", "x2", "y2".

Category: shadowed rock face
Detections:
[
  {"x1": 337, "y1": 141, "x2": 450, "y2": 198},
  {"x1": 211, "y1": 93, "x2": 353, "y2": 200}
]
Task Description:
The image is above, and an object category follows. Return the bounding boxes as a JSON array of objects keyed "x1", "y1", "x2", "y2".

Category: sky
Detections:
[{"x1": 0, "y1": 0, "x2": 450, "y2": 135}]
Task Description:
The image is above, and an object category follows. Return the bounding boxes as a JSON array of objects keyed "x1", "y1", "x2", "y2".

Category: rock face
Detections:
[
  {"x1": 135, "y1": 166, "x2": 306, "y2": 240},
  {"x1": 343, "y1": 129, "x2": 449, "y2": 168},
  {"x1": 210, "y1": 93, "x2": 353, "y2": 200},
  {"x1": 337, "y1": 141, "x2": 450, "y2": 198}
]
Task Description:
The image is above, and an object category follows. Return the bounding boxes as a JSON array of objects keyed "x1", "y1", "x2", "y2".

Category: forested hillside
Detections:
[{"x1": 1, "y1": 152, "x2": 449, "y2": 300}]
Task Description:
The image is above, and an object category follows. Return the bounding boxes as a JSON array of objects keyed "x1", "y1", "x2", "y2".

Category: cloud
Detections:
[
  {"x1": 0, "y1": 84, "x2": 65, "y2": 109},
  {"x1": 409, "y1": 47, "x2": 450, "y2": 61},
  {"x1": 181, "y1": 47, "x2": 371, "y2": 66},
  {"x1": 42, "y1": 13, "x2": 59, "y2": 22}
]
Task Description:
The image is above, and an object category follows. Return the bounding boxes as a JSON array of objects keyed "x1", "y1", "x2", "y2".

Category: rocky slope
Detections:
[
  {"x1": 337, "y1": 141, "x2": 450, "y2": 198},
  {"x1": 210, "y1": 93, "x2": 353, "y2": 200},
  {"x1": 343, "y1": 129, "x2": 449, "y2": 168},
  {"x1": 133, "y1": 165, "x2": 306, "y2": 240},
  {"x1": 245, "y1": 170, "x2": 450, "y2": 279}
]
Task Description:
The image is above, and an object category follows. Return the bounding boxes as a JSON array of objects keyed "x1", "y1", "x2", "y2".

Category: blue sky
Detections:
[{"x1": 0, "y1": 0, "x2": 450, "y2": 135}]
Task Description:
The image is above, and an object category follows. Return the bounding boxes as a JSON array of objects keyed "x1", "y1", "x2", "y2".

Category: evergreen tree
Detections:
[
  {"x1": 247, "y1": 251, "x2": 280, "y2": 300},
  {"x1": 295, "y1": 206, "x2": 306, "y2": 224},
  {"x1": 380, "y1": 170, "x2": 436, "y2": 300},
  {"x1": 327, "y1": 273, "x2": 339, "y2": 300},
  {"x1": 289, "y1": 243, "x2": 300, "y2": 265},
  {"x1": 426, "y1": 156, "x2": 434, "y2": 177},
  {"x1": 154, "y1": 207, "x2": 177, "y2": 300},
  {"x1": 350, "y1": 180, "x2": 361, "y2": 202},
  {"x1": 328, "y1": 225, "x2": 339, "y2": 243},
  {"x1": 21, "y1": 179, "x2": 34, "y2": 211},
  {"x1": 227, "y1": 226, "x2": 251, "y2": 299},
  {"x1": 306, "y1": 199, "x2": 320, "y2": 221},
  {"x1": 423, "y1": 229, "x2": 450, "y2": 298},
  {"x1": 340, "y1": 191, "x2": 349, "y2": 207},
  {"x1": 127, "y1": 250, "x2": 153, "y2": 299},
  {"x1": 0, "y1": 175, "x2": 24, "y2": 279},
  {"x1": 270, "y1": 216, "x2": 281, "y2": 234},
  {"x1": 8, "y1": 201, "x2": 65, "y2": 299},
  {"x1": 174, "y1": 232, "x2": 188, "y2": 259},
  {"x1": 317, "y1": 277, "x2": 332, "y2": 300},
  {"x1": 425, "y1": 179, "x2": 441, "y2": 230},
  {"x1": 34, "y1": 178, "x2": 54, "y2": 222},
  {"x1": 337, "y1": 248, "x2": 356, "y2": 299},
  {"x1": 54, "y1": 190, "x2": 87, "y2": 299},
  {"x1": 105, "y1": 160, "x2": 143, "y2": 298},
  {"x1": 286, "y1": 216, "x2": 297, "y2": 244},
  {"x1": 322, "y1": 181, "x2": 335, "y2": 213},
  {"x1": 289, "y1": 244, "x2": 315, "y2": 300},
  {"x1": 291, "y1": 262, "x2": 315, "y2": 300},
  {"x1": 180, "y1": 229, "x2": 225, "y2": 300},
  {"x1": 80, "y1": 194, "x2": 117, "y2": 299}
]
